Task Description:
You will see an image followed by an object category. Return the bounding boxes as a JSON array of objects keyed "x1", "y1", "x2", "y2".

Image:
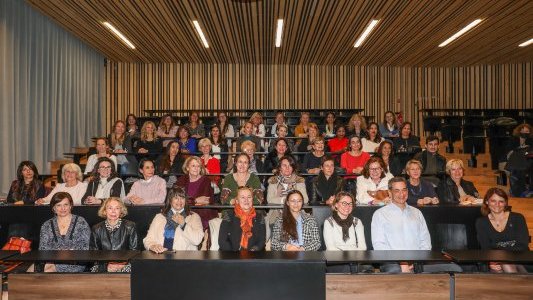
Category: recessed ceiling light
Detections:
[
  {"x1": 102, "y1": 22, "x2": 135, "y2": 49},
  {"x1": 275, "y1": 19, "x2": 284, "y2": 48},
  {"x1": 354, "y1": 19, "x2": 380, "y2": 48},
  {"x1": 438, "y1": 19, "x2": 483, "y2": 47},
  {"x1": 518, "y1": 38, "x2": 533, "y2": 47},
  {"x1": 193, "y1": 20, "x2": 209, "y2": 48}
]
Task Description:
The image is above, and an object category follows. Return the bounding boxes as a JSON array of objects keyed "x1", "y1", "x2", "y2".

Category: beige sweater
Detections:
[{"x1": 143, "y1": 212, "x2": 204, "y2": 251}]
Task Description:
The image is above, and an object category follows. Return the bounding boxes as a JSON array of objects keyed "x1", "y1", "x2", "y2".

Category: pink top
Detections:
[{"x1": 127, "y1": 175, "x2": 167, "y2": 205}]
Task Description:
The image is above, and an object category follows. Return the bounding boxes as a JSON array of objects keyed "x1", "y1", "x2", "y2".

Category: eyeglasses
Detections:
[
  {"x1": 369, "y1": 167, "x2": 382, "y2": 172},
  {"x1": 338, "y1": 201, "x2": 354, "y2": 207}
]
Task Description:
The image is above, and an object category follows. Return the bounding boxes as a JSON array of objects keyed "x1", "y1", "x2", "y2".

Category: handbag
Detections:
[{"x1": 2, "y1": 237, "x2": 32, "y2": 253}]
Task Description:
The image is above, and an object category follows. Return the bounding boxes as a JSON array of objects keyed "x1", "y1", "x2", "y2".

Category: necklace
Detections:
[{"x1": 489, "y1": 212, "x2": 507, "y2": 229}]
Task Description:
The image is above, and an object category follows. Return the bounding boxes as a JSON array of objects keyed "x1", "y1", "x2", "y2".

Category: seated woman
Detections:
[
  {"x1": 126, "y1": 158, "x2": 167, "y2": 205},
  {"x1": 323, "y1": 112, "x2": 337, "y2": 138},
  {"x1": 294, "y1": 112, "x2": 317, "y2": 138},
  {"x1": 7, "y1": 161, "x2": 45, "y2": 204},
  {"x1": 220, "y1": 153, "x2": 264, "y2": 205},
  {"x1": 356, "y1": 157, "x2": 393, "y2": 205},
  {"x1": 135, "y1": 121, "x2": 163, "y2": 160},
  {"x1": 378, "y1": 111, "x2": 399, "y2": 139},
  {"x1": 108, "y1": 120, "x2": 136, "y2": 175},
  {"x1": 327, "y1": 125, "x2": 348, "y2": 154},
  {"x1": 271, "y1": 190, "x2": 321, "y2": 251},
  {"x1": 265, "y1": 138, "x2": 293, "y2": 173},
  {"x1": 39, "y1": 192, "x2": 90, "y2": 272},
  {"x1": 174, "y1": 156, "x2": 217, "y2": 230},
  {"x1": 236, "y1": 121, "x2": 262, "y2": 152},
  {"x1": 126, "y1": 113, "x2": 140, "y2": 141},
  {"x1": 361, "y1": 122, "x2": 385, "y2": 153},
  {"x1": 392, "y1": 121, "x2": 421, "y2": 154},
  {"x1": 476, "y1": 188, "x2": 530, "y2": 273},
  {"x1": 346, "y1": 113, "x2": 368, "y2": 139},
  {"x1": 219, "y1": 186, "x2": 266, "y2": 251},
  {"x1": 240, "y1": 140, "x2": 264, "y2": 174},
  {"x1": 209, "y1": 125, "x2": 229, "y2": 172},
  {"x1": 215, "y1": 111, "x2": 235, "y2": 147},
  {"x1": 250, "y1": 112, "x2": 266, "y2": 139},
  {"x1": 310, "y1": 156, "x2": 345, "y2": 205},
  {"x1": 156, "y1": 114, "x2": 178, "y2": 147},
  {"x1": 36, "y1": 163, "x2": 87, "y2": 205},
  {"x1": 177, "y1": 125, "x2": 197, "y2": 155},
  {"x1": 340, "y1": 135, "x2": 370, "y2": 177},
  {"x1": 405, "y1": 160, "x2": 439, "y2": 206},
  {"x1": 84, "y1": 138, "x2": 118, "y2": 174},
  {"x1": 90, "y1": 197, "x2": 138, "y2": 272},
  {"x1": 270, "y1": 111, "x2": 289, "y2": 137},
  {"x1": 323, "y1": 191, "x2": 366, "y2": 250},
  {"x1": 186, "y1": 111, "x2": 206, "y2": 139},
  {"x1": 82, "y1": 157, "x2": 125, "y2": 205},
  {"x1": 302, "y1": 137, "x2": 326, "y2": 175},
  {"x1": 267, "y1": 155, "x2": 308, "y2": 205},
  {"x1": 375, "y1": 140, "x2": 402, "y2": 176},
  {"x1": 143, "y1": 187, "x2": 204, "y2": 252},
  {"x1": 437, "y1": 159, "x2": 480, "y2": 204},
  {"x1": 156, "y1": 141, "x2": 184, "y2": 176},
  {"x1": 296, "y1": 123, "x2": 320, "y2": 153}
]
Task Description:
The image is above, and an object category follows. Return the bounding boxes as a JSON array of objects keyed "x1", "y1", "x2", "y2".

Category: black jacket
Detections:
[
  {"x1": 90, "y1": 219, "x2": 138, "y2": 251},
  {"x1": 219, "y1": 211, "x2": 266, "y2": 251},
  {"x1": 414, "y1": 150, "x2": 446, "y2": 175},
  {"x1": 436, "y1": 177, "x2": 479, "y2": 204},
  {"x1": 310, "y1": 176, "x2": 345, "y2": 205}
]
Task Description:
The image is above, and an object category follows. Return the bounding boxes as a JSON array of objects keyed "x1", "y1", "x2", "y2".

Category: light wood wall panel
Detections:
[{"x1": 106, "y1": 62, "x2": 532, "y2": 135}]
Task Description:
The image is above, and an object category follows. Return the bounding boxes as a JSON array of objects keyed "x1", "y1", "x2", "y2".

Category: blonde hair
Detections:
[
  {"x1": 61, "y1": 163, "x2": 83, "y2": 182},
  {"x1": 198, "y1": 138, "x2": 212, "y2": 148},
  {"x1": 249, "y1": 112, "x2": 263, "y2": 124},
  {"x1": 445, "y1": 159, "x2": 464, "y2": 175},
  {"x1": 240, "y1": 140, "x2": 256, "y2": 152},
  {"x1": 140, "y1": 121, "x2": 157, "y2": 142},
  {"x1": 405, "y1": 159, "x2": 423, "y2": 174},
  {"x1": 182, "y1": 156, "x2": 207, "y2": 175},
  {"x1": 347, "y1": 113, "x2": 367, "y2": 132},
  {"x1": 98, "y1": 197, "x2": 128, "y2": 219}
]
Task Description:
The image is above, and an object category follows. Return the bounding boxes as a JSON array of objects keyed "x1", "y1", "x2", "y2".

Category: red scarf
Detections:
[{"x1": 234, "y1": 204, "x2": 256, "y2": 249}]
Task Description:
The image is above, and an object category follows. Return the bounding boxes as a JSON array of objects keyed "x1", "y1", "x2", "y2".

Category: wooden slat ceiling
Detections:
[{"x1": 27, "y1": 0, "x2": 533, "y2": 66}]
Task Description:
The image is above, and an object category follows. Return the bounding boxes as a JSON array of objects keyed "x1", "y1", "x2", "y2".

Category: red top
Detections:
[
  {"x1": 328, "y1": 137, "x2": 348, "y2": 153},
  {"x1": 340, "y1": 151, "x2": 370, "y2": 178}
]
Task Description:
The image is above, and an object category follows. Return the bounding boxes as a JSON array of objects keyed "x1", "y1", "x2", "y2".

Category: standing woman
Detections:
[
  {"x1": 7, "y1": 161, "x2": 45, "y2": 204},
  {"x1": 108, "y1": 120, "x2": 136, "y2": 175},
  {"x1": 36, "y1": 163, "x2": 87, "y2": 205},
  {"x1": 136, "y1": 121, "x2": 163, "y2": 160},
  {"x1": 82, "y1": 157, "x2": 125, "y2": 205},
  {"x1": 90, "y1": 197, "x2": 138, "y2": 272},
  {"x1": 323, "y1": 191, "x2": 366, "y2": 250},
  {"x1": 379, "y1": 111, "x2": 399, "y2": 138},
  {"x1": 219, "y1": 186, "x2": 266, "y2": 251},
  {"x1": 220, "y1": 153, "x2": 264, "y2": 205},
  {"x1": 346, "y1": 113, "x2": 368, "y2": 139},
  {"x1": 156, "y1": 141, "x2": 184, "y2": 176},
  {"x1": 215, "y1": 112, "x2": 235, "y2": 147},
  {"x1": 476, "y1": 188, "x2": 529, "y2": 273},
  {"x1": 186, "y1": 111, "x2": 205, "y2": 139},
  {"x1": 156, "y1": 114, "x2": 179, "y2": 147},
  {"x1": 143, "y1": 187, "x2": 204, "y2": 252},
  {"x1": 84, "y1": 138, "x2": 118, "y2": 174},
  {"x1": 271, "y1": 190, "x2": 321, "y2": 251},
  {"x1": 174, "y1": 156, "x2": 217, "y2": 230},
  {"x1": 39, "y1": 192, "x2": 90, "y2": 272},
  {"x1": 362, "y1": 122, "x2": 385, "y2": 153},
  {"x1": 126, "y1": 158, "x2": 167, "y2": 205},
  {"x1": 126, "y1": 114, "x2": 140, "y2": 141},
  {"x1": 209, "y1": 125, "x2": 229, "y2": 172}
]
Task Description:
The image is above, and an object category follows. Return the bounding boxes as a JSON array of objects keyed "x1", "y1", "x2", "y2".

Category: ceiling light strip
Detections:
[
  {"x1": 102, "y1": 22, "x2": 135, "y2": 49},
  {"x1": 518, "y1": 38, "x2": 533, "y2": 47},
  {"x1": 193, "y1": 20, "x2": 209, "y2": 48},
  {"x1": 438, "y1": 19, "x2": 483, "y2": 47},
  {"x1": 354, "y1": 19, "x2": 380, "y2": 48},
  {"x1": 275, "y1": 19, "x2": 284, "y2": 48}
]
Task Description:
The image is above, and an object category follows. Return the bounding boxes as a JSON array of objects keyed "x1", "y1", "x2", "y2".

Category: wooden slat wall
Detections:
[{"x1": 106, "y1": 62, "x2": 532, "y2": 134}]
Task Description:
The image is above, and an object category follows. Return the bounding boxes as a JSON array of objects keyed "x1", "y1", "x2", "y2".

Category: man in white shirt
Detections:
[{"x1": 371, "y1": 176, "x2": 461, "y2": 273}]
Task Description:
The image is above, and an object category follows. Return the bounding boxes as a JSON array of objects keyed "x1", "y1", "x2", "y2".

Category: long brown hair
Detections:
[
  {"x1": 110, "y1": 120, "x2": 126, "y2": 148},
  {"x1": 481, "y1": 187, "x2": 510, "y2": 216},
  {"x1": 12, "y1": 161, "x2": 41, "y2": 201},
  {"x1": 159, "y1": 141, "x2": 180, "y2": 173},
  {"x1": 281, "y1": 190, "x2": 304, "y2": 242}
]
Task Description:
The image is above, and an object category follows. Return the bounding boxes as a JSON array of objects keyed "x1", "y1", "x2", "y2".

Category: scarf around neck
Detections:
[
  {"x1": 317, "y1": 172, "x2": 338, "y2": 201},
  {"x1": 332, "y1": 210, "x2": 354, "y2": 242},
  {"x1": 234, "y1": 203, "x2": 256, "y2": 249}
]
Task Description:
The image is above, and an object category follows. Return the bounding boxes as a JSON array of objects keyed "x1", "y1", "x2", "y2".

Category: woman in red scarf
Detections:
[{"x1": 218, "y1": 186, "x2": 266, "y2": 251}]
